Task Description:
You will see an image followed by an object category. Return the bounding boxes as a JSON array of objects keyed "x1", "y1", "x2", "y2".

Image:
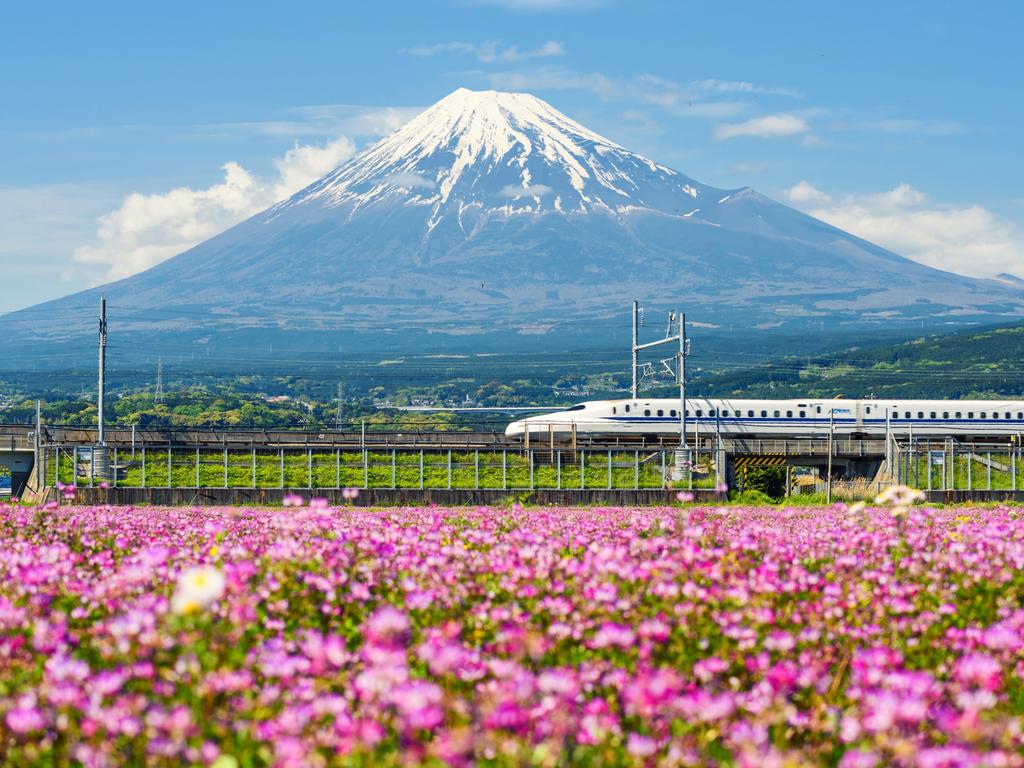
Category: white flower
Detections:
[
  {"x1": 170, "y1": 566, "x2": 226, "y2": 615},
  {"x1": 848, "y1": 501, "x2": 867, "y2": 514},
  {"x1": 874, "y1": 485, "x2": 926, "y2": 507}
]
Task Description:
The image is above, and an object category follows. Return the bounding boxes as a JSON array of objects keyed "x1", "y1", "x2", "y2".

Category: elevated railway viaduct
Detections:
[{"x1": 1, "y1": 424, "x2": 1021, "y2": 505}]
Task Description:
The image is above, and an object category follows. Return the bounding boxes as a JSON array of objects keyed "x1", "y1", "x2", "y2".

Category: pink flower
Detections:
[
  {"x1": 365, "y1": 606, "x2": 410, "y2": 644},
  {"x1": 954, "y1": 653, "x2": 1002, "y2": 691},
  {"x1": 391, "y1": 680, "x2": 444, "y2": 730},
  {"x1": 676, "y1": 491, "x2": 695, "y2": 502},
  {"x1": 6, "y1": 705, "x2": 45, "y2": 734},
  {"x1": 590, "y1": 622, "x2": 636, "y2": 650},
  {"x1": 282, "y1": 493, "x2": 304, "y2": 507},
  {"x1": 626, "y1": 733, "x2": 658, "y2": 757}
]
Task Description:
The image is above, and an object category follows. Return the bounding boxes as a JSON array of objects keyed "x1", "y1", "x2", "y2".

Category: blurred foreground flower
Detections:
[
  {"x1": 875, "y1": 484, "x2": 926, "y2": 507},
  {"x1": 676, "y1": 491, "x2": 695, "y2": 502},
  {"x1": 170, "y1": 566, "x2": 225, "y2": 615},
  {"x1": 341, "y1": 487, "x2": 360, "y2": 501},
  {"x1": 282, "y1": 493, "x2": 304, "y2": 507}
]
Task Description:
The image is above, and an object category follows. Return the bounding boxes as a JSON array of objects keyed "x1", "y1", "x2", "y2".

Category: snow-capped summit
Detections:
[
  {"x1": 276, "y1": 87, "x2": 710, "y2": 227},
  {"x1": 8, "y1": 87, "x2": 1023, "y2": 357}
]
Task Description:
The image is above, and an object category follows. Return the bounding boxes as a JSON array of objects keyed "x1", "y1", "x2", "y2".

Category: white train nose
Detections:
[{"x1": 505, "y1": 420, "x2": 525, "y2": 436}]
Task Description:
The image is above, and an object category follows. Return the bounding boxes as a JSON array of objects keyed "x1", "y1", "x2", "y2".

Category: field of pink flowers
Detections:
[{"x1": 3, "y1": 500, "x2": 1024, "y2": 767}]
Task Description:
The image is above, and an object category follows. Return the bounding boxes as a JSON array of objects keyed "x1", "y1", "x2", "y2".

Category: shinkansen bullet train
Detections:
[{"x1": 505, "y1": 399, "x2": 1024, "y2": 438}]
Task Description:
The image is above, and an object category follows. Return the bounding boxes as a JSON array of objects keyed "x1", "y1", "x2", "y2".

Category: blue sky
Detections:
[{"x1": 2, "y1": 0, "x2": 1022, "y2": 312}]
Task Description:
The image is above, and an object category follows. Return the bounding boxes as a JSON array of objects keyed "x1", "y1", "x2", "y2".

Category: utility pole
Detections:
[
  {"x1": 97, "y1": 297, "x2": 107, "y2": 446},
  {"x1": 155, "y1": 357, "x2": 163, "y2": 403},
  {"x1": 631, "y1": 300, "x2": 639, "y2": 399},
  {"x1": 630, "y1": 299, "x2": 688, "y2": 446},
  {"x1": 826, "y1": 408, "x2": 834, "y2": 504},
  {"x1": 335, "y1": 383, "x2": 344, "y2": 430},
  {"x1": 679, "y1": 312, "x2": 688, "y2": 448}
]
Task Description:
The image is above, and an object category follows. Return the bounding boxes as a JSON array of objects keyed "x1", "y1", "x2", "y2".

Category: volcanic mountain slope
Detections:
[{"x1": 8, "y1": 88, "x2": 1022, "y2": 351}]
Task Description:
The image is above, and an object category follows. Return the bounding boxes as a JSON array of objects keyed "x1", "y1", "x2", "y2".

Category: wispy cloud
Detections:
[
  {"x1": 502, "y1": 183, "x2": 552, "y2": 198},
  {"x1": 194, "y1": 105, "x2": 424, "y2": 140},
  {"x1": 714, "y1": 113, "x2": 810, "y2": 140},
  {"x1": 468, "y1": 0, "x2": 609, "y2": 9},
  {"x1": 72, "y1": 136, "x2": 357, "y2": 282},
  {"x1": 386, "y1": 172, "x2": 436, "y2": 190},
  {"x1": 407, "y1": 40, "x2": 565, "y2": 63},
  {"x1": 0, "y1": 183, "x2": 123, "y2": 311},
  {"x1": 785, "y1": 181, "x2": 1024, "y2": 279},
  {"x1": 831, "y1": 118, "x2": 965, "y2": 136},
  {"x1": 479, "y1": 65, "x2": 797, "y2": 115}
]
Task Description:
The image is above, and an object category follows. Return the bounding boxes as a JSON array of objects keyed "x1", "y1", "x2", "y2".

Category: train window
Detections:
[
  {"x1": 696, "y1": 410, "x2": 703, "y2": 417},
  {"x1": 625, "y1": 404, "x2": 630, "y2": 413},
  {"x1": 657, "y1": 409, "x2": 663, "y2": 417},
  {"x1": 1018, "y1": 412, "x2": 1023, "y2": 419},
  {"x1": 930, "y1": 412, "x2": 936, "y2": 419},
  {"x1": 816, "y1": 406, "x2": 821, "y2": 414},
  {"x1": 955, "y1": 412, "x2": 961, "y2": 419},
  {"x1": 918, "y1": 412, "x2": 924, "y2": 419},
  {"x1": 567, "y1": 404, "x2": 586, "y2": 411},
  {"x1": 644, "y1": 409, "x2": 651, "y2": 417},
  {"x1": 968, "y1": 412, "x2": 974, "y2": 418},
  {"x1": 799, "y1": 410, "x2": 806, "y2": 418},
  {"x1": 709, "y1": 409, "x2": 717, "y2": 417},
  {"x1": 785, "y1": 410, "x2": 792, "y2": 417},
  {"x1": 942, "y1": 412, "x2": 948, "y2": 419},
  {"x1": 866, "y1": 406, "x2": 871, "y2": 414},
  {"x1": 748, "y1": 410, "x2": 755, "y2": 417},
  {"x1": 773, "y1": 410, "x2": 780, "y2": 418},
  {"x1": 670, "y1": 409, "x2": 677, "y2": 417},
  {"x1": 905, "y1": 412, "x2": 911, "y2": 419},
  {"x1": 1005, "y1": 413, "x2": 1012, "y2": 419},
  {"x1": 685, "y1": 409, "x2": 690, "y2": 417},
  {"x1": 980, "y1": 412, "x2": 987, "y2": 418},
  {"x1": 761, "y1": 410, "x2": 767, "y2": 417}
]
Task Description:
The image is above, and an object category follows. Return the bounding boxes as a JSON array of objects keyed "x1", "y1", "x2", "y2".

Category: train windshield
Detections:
[{"x1": 566, "y1": 404, "x2": 586, "y2": 411}]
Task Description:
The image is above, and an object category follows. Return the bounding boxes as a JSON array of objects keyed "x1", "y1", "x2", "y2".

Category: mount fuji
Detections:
[{"x1": 8, "y1": 88, "x2": 1022, "y2": 359}]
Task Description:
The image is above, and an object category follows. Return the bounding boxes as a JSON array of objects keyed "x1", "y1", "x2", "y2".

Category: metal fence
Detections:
[
  {"x1": 893, "y1": 441, "x2": 1024, "y2": 492},
  {"x1": 44, "y1": 445, "x2": 728, "y2": 492}
]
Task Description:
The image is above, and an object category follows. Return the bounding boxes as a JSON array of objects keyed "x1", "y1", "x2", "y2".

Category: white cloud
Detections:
[
  {"x1": 714, "y1": 113, "x2": 810, "y2": 140},
  {"x1": 784, "y1": 181, "x2": 832, "y2": 204},
  {"x1": 271, "y1": 136, "x2": 356, "y2": 199},
  {"x1": 502, "y1": 183, "x2": 552, "y2": 198},
  {"x1": 408, "y1": 40, "x2": 565, "y2": 62},
  {"x1": 73, "y1": 136, "x2": 356, "y2": 281},
  {"x1": 787, "y1": 182, "x2": 1024, "y2": 279},
  {"x1": 386, "y1": 172, "x2": 436, "y2": 190}
]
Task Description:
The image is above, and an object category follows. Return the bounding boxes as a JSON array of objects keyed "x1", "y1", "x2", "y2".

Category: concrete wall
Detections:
[{"x1": 923, "y1": 490, "x2": 1024, "y2": 504}]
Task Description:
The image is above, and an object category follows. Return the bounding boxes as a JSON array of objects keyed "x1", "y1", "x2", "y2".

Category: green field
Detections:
[{"x1": 48, "y1": 447, "x2": 721, "y2": 491}]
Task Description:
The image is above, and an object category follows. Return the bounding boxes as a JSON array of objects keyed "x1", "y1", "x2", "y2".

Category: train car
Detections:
[{"x1": 505, "y1": 398, "x2": 1024, "y2": 438}]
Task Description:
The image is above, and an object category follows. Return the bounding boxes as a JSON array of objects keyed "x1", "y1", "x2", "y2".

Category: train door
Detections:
[{"x1": 854, "y1": 402, "x2": 865, "y2": 433}]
